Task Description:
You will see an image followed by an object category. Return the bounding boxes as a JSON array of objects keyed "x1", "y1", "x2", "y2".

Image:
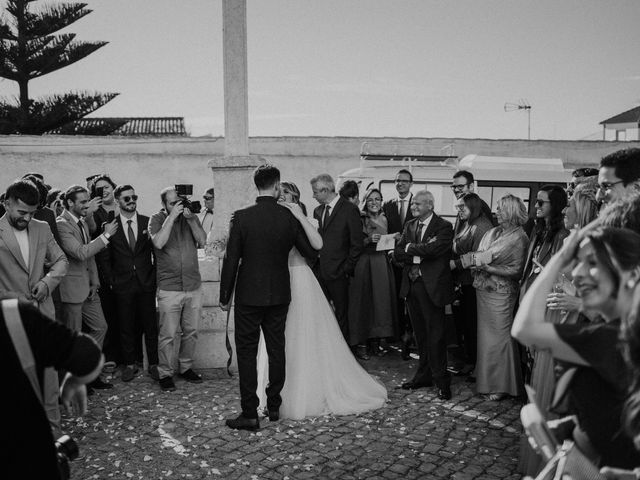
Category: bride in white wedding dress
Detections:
[{"x1": 256, "y1": 182, "x2": 387, "y2": 420}]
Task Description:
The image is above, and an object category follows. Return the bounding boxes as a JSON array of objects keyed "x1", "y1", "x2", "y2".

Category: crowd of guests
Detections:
[{"x1": 5, "y1": 146, "x2": 640, "y2": 477}]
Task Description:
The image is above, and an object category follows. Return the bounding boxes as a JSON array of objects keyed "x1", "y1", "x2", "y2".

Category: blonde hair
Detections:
[
  {"x1": 572, "y1": 182, "x2": 599, "y2": 228},
  {"x1": 497, "y1": 194, "x2": 528, "y2": 226}
]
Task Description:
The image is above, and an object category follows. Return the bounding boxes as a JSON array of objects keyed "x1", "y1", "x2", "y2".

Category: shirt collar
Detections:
[
  {"x1": 120, "y1": 212, "x2": 138, "y2": 226},
  {"x1": 66, "y1": 210, "x2": 82, "y2": 224},
  {"x1": 327, "y1": 194, "x2": 340, "y2": 210},
  {"x1": 397, "y1": 193, "x2": 412, "y2": 203},
  {"x1": 419, "y1": 213, "x2": 433, "y2": 227}
]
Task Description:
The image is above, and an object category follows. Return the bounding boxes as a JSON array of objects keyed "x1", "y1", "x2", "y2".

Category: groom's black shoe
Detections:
[
  {"x1": 268, "y1": 410, "x2": 279, "y2": 422},
  {"x1": 401, "y1": 380, "x2": 433, "y2": 390},
  {"x1": 226, "y1": 414, "x2": 260, "y2": 431}
]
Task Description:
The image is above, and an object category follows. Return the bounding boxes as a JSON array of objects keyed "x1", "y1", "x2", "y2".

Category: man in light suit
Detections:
[
  {"x1": 0, "y1": 179, "x2": 68, "y2": 435},
  {"x1": 394, "y1": 190, "x2": 455, "y2": 400},
  {"x1": 57, "y1": 185, "x2": 118, "y2": 391}
]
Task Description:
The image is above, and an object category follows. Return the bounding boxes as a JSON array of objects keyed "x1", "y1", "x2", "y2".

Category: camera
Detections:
[
  {"x1": 91, "y1": 186, "x2": 105, "y2": 199},
  {"x1": 174, "y1": 184, "x2": 201, "y2": 214},
  {"x1": 55, "y1": 435, "x2": 79, "y2": 480}
]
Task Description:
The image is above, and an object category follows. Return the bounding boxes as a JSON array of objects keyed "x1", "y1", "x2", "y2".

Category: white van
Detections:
[{"x1": 338, "y1": 152, "x2": 571, "y2": 223}]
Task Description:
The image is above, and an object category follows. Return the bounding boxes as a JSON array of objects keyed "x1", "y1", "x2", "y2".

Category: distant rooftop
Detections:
[
  {"x1": 47, "y1": 117, "x2": 186, "y2": 136},
  {"x1": 600, "y1": 106, "x2": 640, "y2": 126}
]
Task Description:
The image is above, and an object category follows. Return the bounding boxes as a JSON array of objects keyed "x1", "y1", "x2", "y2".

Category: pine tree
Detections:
[{"x1": 0, "y1": 0, "x2": 118, "y2": 134}]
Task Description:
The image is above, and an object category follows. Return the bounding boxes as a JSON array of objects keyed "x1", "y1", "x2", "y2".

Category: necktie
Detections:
[
  {"x1": 399, "y1": 199, "x2": 406, "y2": 224},
  {"x1": 322, "y1": 205, "x2": 331, "y2": 231},
  {"x1": 127, "y1": 220, "x2": 136, "y2": 251},
  {"x1": 409, "y1": 222, "x2": 424, "y2": 282},
  {"x1": 77, "y1": 220, "x2": 87, "y2": 244}
]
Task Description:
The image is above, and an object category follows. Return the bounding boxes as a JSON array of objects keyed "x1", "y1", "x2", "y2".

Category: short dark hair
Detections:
[
  {"x1": 62, "y1": 185, "x2": 88, "y2": 209},
  {"x1": 396, "y1": 169, "x2": 413, "y2": 182},
  {"x1": 22, "y1": 172, "x2": 44, "y2": 181},
  {"x1": 23, "y1": 175, "x2": 48, "y2": 208},
  {"x1": 600, "y1": 148, "x2": 640, "y2": 185},
  {"x1": 5, "y1": 179, "x2": 40, "y2": 207},
  {"x1": 46, "y1": 188, "x2": 61, "y2": 206},
  {"x1": 453, "y1": 170, "x2": 474, "y2": 184},
  {"x1": 339, "y1": 180, "x2": 359, "y2": 200},
  {"x1": 114, "y1": 184, "x2": 135, "y2": 199},
  {"x1": 571, "y1": 167, "x2": 599, "y2": 178},
  {"x1": 204, "y1": 187, "x2": 215, "y2": 197},
  {"x1": 253, "y1": 164, "x2": 280, "y2": 190}
]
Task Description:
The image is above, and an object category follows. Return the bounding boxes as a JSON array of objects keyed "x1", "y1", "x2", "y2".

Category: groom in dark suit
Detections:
[
  {"x1": 310, "y1": 174, "x2": 363, "y2": 343},
  {"x1": 394, "y1": 190, "x2": 454, "y2": 400},
  {"x1": 220, "y1": 164, "x2": 316, "y2": 431}
]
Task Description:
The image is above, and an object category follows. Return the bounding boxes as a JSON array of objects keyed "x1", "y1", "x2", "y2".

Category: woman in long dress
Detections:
[
  {"x1": 348, "y1": 188, "x2": 397, "y2": 359},
  {"x1": 472, "y1": 194, "x2": 528, "y2": 401},
  {"x1": 256, "y1": 182, "x2": 387, "y2": 420}
]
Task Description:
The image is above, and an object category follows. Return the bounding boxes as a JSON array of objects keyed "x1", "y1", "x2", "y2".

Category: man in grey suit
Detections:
[
  {"x1": 0, "y1": 179, "x2": 68, "y2": 435},
  {"x1": 57, "y1": 185, "x2": 118, "y2": 390}
]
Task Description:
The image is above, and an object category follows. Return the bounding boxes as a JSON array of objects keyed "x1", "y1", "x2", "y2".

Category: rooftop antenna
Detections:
[{"x1": 504, "y1": 99, "x2": 532, "y2": 140}]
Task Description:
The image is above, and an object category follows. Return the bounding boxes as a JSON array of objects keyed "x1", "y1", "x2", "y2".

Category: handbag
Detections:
[{"x1": 534, "y1": 440, "x2": 605, "y2": 480}]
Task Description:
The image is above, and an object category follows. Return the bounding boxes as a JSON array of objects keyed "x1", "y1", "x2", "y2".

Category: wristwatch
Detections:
[{"x1": 104, "y1": 232, "x2": 111, "y2": 240}]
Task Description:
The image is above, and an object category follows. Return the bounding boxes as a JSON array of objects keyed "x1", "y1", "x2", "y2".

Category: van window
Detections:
[{"x1": 477, "y1": 186, "x2": 531, "y2": 211}]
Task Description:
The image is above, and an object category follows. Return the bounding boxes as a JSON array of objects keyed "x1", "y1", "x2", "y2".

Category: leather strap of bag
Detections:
[
  {"x1": 2, "y1": 299, "x2": 44, "y2": 405},
  {"x1": 224, "y1": 290, "x2": 234, "y2": 378}
]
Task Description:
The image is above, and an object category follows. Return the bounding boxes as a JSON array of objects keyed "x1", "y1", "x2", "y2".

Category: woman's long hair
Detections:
[
  {"x1": 534, "y1": 184, "x2": 568, "y2": 243},
  {"x1": 361, "y1": 187, "x2": 383, "y2": 215},
  {"x1": 461, "y1": 193, "x2": 484, "y2": 225},
  {"x1": 280, "y1": 181, "x2": 307, "y2": 216},
  {"x1": 571, "y1": 183, "x2": 599, "y2": 229},
  {"x1": 623, "y1": 286, "x2": 640, "y2": 449}
]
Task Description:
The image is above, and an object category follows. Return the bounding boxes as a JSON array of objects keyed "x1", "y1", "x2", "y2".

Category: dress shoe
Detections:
[
  {"x1": 148, "y1": 365, "x2": 160, "y2": 382},
  {"x1": 102, "y1": 361, "x2": 117, "y2": 374},
  {"x1": 354, "y1": 345, "x2": 370, "y2": 361},
  {"x1": 401, "y1": 380, "x2": 433, "y2": 390},
  {"x1": 268, "y1": 410, "x2": 279, "y2": 421},
  {"x1": 178, "y1": 369, "x2": 203, "y2": 383},
  {"x1": 159, "y1": 376, "x2": 176, "y2": 392},
  {"x1": 89, "y1": 378, "x2": 114, "y2": 390},
  {"x1": 401, "y1": 342, "x2": 411, "y2": 361},
  {"x1": 226, "y1": 414, "x2": 260, "y2": 431},
  {"x1": 121, "y1": 365, "x2": 138, "y2": 382},
  {"x1": 437, "y1": 386, "x2": 452, "y2": 400}
]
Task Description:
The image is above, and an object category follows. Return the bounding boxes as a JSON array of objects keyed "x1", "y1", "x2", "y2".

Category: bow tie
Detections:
[{"x1": 206, "y1": 209, "x2": 213, "y2": 214}]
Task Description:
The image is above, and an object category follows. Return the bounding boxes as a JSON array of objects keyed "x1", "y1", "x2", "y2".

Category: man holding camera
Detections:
[{"x1": 149, "y1": 186, "x2": 206, "y2": 392}]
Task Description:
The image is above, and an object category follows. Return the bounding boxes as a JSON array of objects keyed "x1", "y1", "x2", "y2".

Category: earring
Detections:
[{"x1": 627, "y1": 279, "x2": 637, "y2": 289}]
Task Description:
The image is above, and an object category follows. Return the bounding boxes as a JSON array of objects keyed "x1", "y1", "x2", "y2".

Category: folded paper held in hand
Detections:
[
  {"x1": 376, "y1": 234, "x2": 396, "y2": 251},
  {"x1": 460, "y1": 250, "x2": 493, "y2": 269}
]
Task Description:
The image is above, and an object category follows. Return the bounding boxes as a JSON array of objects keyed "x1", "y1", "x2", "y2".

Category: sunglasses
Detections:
[
  {"x1": 535, "y1": 199, "x2": 550, "y2": 207},
  {"x1": 203, "y1": 196, "x2": 214, "y2": 201},
  {"x1": 121, "y1": 195, "x2": 138, "y2": 202}
]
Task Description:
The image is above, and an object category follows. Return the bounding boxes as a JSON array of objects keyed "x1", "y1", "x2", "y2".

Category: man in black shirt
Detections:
[{"x1": 2, "y1": 300, "x2": 103, "y2": 479}]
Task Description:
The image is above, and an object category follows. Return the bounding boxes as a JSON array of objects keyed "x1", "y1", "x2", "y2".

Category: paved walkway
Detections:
[{"x1": 63, "y1": 352, "x2": 524, "y2": 479}]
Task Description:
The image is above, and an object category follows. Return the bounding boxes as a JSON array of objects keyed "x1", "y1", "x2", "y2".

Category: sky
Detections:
[{"x1": 1, "y1": 0, "x2": 639, "y2": 140}]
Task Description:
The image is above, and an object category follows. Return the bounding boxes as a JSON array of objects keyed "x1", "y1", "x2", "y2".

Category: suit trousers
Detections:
[
  {"x1": 115, "y1": 285, "x2": 158, "y2": 366},
  {"x1": 157, "y1": 287, "x2": 202, "y2": 379},
  {"x1": 406, "y1": 279, "x2": 450, "y2": 388},
  {"x1": 99, "y1": 285, "x2": 122, "y2": 364},
  {"x1": 61, "y1": 295, "x2": 108, "y2": 348},
  {"x1": 392, "y1": 264, "x2": 412, "y2": 338},
  {"x1": 317, "y1": 274, "x2": 350, "y2": 342},
  {"x1": 234, "y1": 303, "x2": 289, "y2": 419}
]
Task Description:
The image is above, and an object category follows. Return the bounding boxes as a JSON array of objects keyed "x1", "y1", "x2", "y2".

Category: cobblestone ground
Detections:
[{"x1": 63, "y1": 352, "x2": 524, "y2": 480}]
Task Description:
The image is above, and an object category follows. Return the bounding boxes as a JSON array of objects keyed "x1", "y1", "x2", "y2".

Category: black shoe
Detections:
[
  {"x1": 121, "y1": 365, "x2": 138, "y2": 382},
  {"x1": 226, "y1": 414, "x2": 260, "y2": 431},
  {"x1": 178, "y1": 369, "x2": 203, "y2": 383},
  {"x1": 268, "y1": 410, "x2": 279, "y2": 421},
  {"x1": 401, "y1": 342, "x2": 411, "y2": 361},
  {"x1": 401, "y1": 380, "x2": 433, "y2": 390},
  {"x1": 90, "y1": 378, "x2": 114, "y2": 390},
  {"x1": 353, "y1": 345, "x2": 370, "y2": 361},
  {"x1": 159, "y1": 376, "x2": 176, "y2": 392},
  {"x1": 148, "y1": 365, "x2": 160, "y2": 382},
  {"x1": 437, "y1": 387, "x2": 452, "y2": 400}
]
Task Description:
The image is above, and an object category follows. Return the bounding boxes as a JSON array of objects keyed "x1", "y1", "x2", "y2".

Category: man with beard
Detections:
[
  {"x1": 99, "y1": 185, "x2": 159, "y2": 382},
  {"x1": 0, "y1": 179, "x2": 68, "y2": 435}
]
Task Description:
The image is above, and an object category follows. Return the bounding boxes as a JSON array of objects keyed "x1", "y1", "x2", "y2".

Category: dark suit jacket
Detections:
[
  {"x1": 220, "y1": 196, "x2": 317, "y2": 307},
  {"x1": 382, "y1": 194, "x2": 414, "y2": 235},
  {"x1": 313, "y1": 196, "x2": 363, "y2": 280},
  {"x1": 99, "y1": 214, "x2": 156, "y2": 294},
  {"x1": 394, "y1": 214, "x2": 454, "y2": 307}
]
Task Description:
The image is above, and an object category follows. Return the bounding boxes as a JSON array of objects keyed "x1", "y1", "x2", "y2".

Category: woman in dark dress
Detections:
[
  {"x1": 513, "y1": 226, "x2": 640, "y2": 470},
  {"x1": 450, "y1": 193, "x2": 493, "y2": 376},
  {"x1": 348, "y1": 188, "x2": 397, "y2": 359}
]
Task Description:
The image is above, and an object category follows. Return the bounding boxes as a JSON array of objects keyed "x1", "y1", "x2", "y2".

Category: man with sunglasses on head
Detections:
[
  {"x1": 99, "y1": 185, "x2": 159, "y2": 383},
  {"x1": 566, "y1": 167, "x2": 598, "y2": 199},
  {"x1": 149, "y1": 187, "x2": 206, "y2": 392},
  {"x1": 596, "y1": 148, "x2": 640, "y2": 207},
  {"x1": 198, "y1": 188, "x2": 215, "y2": 235}
]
